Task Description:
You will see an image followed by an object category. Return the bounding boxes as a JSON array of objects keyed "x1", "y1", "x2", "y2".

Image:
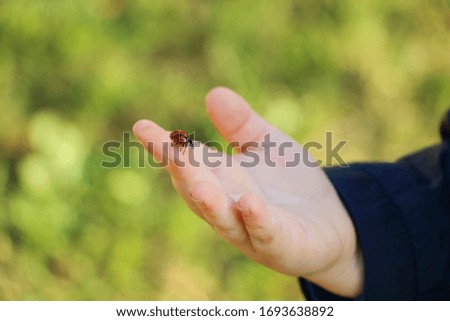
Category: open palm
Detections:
[{"x1": 133, "y1": 87, "x2": 363, "y2": 297}]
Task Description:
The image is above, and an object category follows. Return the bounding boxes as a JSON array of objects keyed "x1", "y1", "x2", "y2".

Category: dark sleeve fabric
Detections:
[{"x1": 300, "y1": 110, "x2": 450, "y2": 300}]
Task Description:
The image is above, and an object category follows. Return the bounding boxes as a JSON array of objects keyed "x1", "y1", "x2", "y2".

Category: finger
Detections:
[
  {"x1": 205, "y1": 87, "x2": 286, "y2": 150},
  {"x1": 133, "y1": 119, "x2": 172, "y2": 164},
  {"x1": 236, "y1": 193, "x2": 282, "y2": 253},
  {"x1": 133, "y1": 119, "x2": 209, "y2": 180},
  {"x1": 133, "y1": 119, "x2": 223, "y2": 219},
  {"x1": 189, "y1": 181, "x2": 249, "y2": 246}
]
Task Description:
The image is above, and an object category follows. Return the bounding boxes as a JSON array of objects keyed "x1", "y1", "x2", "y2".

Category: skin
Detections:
[{"x1": 133, "y1": 87, "x2": 364, "y2": 298}]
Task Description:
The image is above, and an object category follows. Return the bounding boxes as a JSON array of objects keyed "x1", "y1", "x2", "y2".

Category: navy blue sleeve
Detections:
[{"x1": 300, "y1": 110, "x2": 450, "y2": 300}]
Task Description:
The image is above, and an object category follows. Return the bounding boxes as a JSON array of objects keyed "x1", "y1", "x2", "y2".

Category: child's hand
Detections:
[{"x1": 133, "y1": 87, "x2": 363, "y2": 297}]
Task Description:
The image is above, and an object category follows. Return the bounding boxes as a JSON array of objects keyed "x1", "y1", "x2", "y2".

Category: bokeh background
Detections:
[{"x1": 0, "y1": 0, "x2": 449, "y2": 300}]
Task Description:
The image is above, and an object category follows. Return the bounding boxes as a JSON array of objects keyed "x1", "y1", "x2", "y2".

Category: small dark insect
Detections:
[{"x1": 170, "y1": 130, "x2": 194, "y2": 151}]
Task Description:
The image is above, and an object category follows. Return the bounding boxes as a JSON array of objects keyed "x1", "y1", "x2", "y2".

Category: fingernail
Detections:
[
  {"x1": 190, "y1": 192, "x2": 200, "y2": 202},
  {"x1": 190, "y1": 192, "x2": 205, "y2": 207},
  {"x1": 237, "y1": 205, "x2": 250, "y2": 218}
]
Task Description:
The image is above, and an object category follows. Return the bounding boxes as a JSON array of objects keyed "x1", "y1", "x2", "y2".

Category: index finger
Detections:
[{"x1": 132, "y1": 119, "x2": 224, "y2": 184}]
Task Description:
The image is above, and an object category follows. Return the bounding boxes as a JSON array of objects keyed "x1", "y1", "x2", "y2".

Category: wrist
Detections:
[{"x1": 303, "y1": 225, "x2": 364, "y2": 298}]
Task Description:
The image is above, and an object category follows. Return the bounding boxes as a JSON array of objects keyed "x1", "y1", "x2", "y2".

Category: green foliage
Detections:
[{"x1": 0, "y1": 0, "x2": 448, "y2": 299}]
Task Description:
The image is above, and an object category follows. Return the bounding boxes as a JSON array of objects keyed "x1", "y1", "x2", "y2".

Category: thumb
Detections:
[{"x1": 206, "y1": 87, "x2": 282, "y2": 150}]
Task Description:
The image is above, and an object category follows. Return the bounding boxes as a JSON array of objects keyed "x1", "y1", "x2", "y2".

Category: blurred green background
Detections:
[{"x1": 0, "y1": 0, "x2": 449, "y2": 300}]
